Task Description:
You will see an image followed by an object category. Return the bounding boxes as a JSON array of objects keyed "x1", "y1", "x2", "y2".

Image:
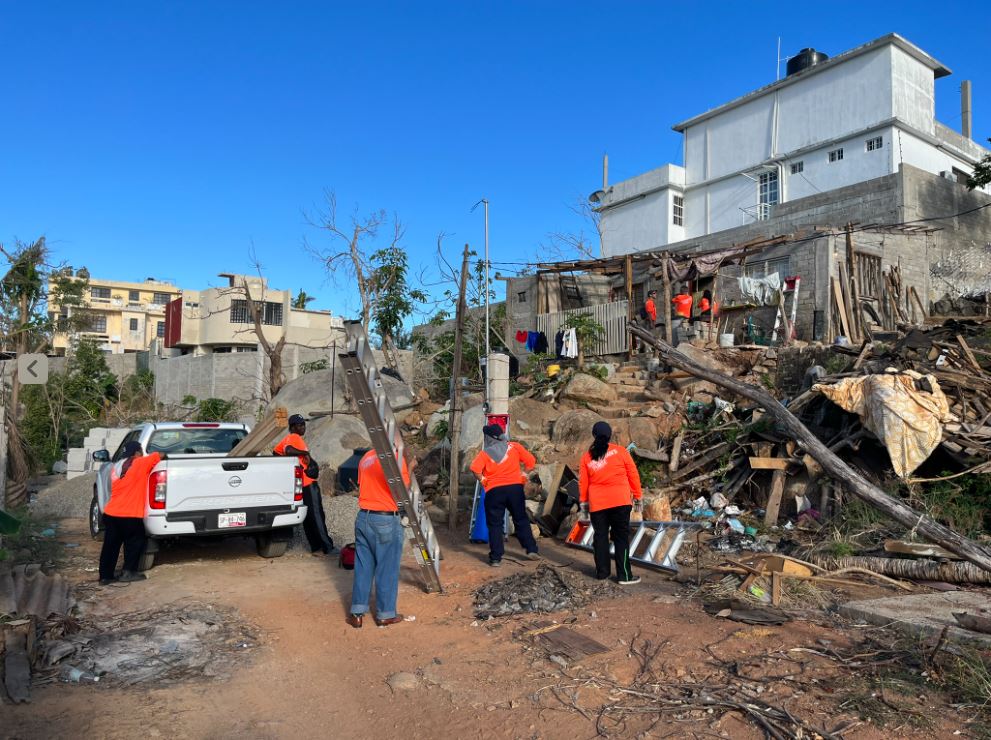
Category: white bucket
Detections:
[{"x1": 719, "y1": 333, "x2": 735, "y2": 348}]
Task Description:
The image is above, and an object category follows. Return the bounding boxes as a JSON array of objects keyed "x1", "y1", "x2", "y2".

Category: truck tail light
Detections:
[
  {"x1": 149, "y1": 470, "x2": 167, "y2": 510},
  {"x1": 294, "y1": 466, "x2": 304, "y2": 502}
]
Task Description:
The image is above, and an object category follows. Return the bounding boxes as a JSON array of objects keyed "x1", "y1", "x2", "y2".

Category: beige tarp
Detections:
[{"x1": 813, "y1": 370, "x2": 956, "y2": 479}]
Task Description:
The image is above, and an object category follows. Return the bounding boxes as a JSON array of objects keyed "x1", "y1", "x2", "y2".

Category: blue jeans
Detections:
[
  {"x1": 484, "y1": 484, "x2": 538, "y2": 562},
  {"x1": 350, "y1": 510, "x2": 404, "y2": 619}
]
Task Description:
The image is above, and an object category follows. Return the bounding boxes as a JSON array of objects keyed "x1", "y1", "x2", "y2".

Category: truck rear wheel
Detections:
[
  {"x1": 138, "y1": 539, "x2": 159, "y2": 571},
  {"x1": 256, "y1": 532, "x2": 289, "y2": 558}
]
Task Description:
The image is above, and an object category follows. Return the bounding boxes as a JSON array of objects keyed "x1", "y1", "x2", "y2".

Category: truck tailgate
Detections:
[{"x1": 160, "y1": 457, "x2": 298, "y2": 513}]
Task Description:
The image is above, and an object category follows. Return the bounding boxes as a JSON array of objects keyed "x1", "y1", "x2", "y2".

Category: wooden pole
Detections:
[
  {"x1": 661, "y1": 253, "x2": 673, "y2": 344},
  {"x1": 627, "y1": 323, "x2": 991, "y2": 573},
  {"x1": 845, "y1": 223, "x2": 862, "y2": 343},
  {"x1": 447, "y1": 244, "x2": 471, "y2": 531},
  {"x1": 625, "y1": 254, "x2": 634, "y2": 359}
]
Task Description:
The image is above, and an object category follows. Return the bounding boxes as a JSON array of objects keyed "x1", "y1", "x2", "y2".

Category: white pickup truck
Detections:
[{"x1": 90, "y1": 422, "x2": 306, "y2": 570}]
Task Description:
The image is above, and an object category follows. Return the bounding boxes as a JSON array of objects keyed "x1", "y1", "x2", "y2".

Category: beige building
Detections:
[
  {"x1": 50, "y1": 276, "x2": 182, "y2": 355},
  {"x1": 164, "y1": 273, "x2": 344, "y2": 355}
]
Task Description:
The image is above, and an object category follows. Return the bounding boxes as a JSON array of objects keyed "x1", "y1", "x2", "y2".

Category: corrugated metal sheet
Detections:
[
  {"x1": 536, "y1": 300, "x2": 630, "y2": 356},
  {"x1": 0, "y1": 563, "x2": 75, "y2": 618}
]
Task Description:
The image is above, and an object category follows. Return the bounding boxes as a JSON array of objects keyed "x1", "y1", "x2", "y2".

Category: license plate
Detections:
[{"x1": 218, "y1": 512, "x2": 247, "y2": 528}]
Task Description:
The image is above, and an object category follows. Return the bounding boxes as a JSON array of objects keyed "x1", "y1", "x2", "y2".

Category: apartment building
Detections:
[
  {"x1": 163, "y1": 273, "x2": 344, "y2": 355},
  {"x1": 50, "y1": 275, "x2": 182, "y2": 354}
]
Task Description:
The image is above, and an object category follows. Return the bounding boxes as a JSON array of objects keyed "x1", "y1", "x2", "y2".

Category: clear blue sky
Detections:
[{"x1": 2, "y1": 2, "x2": 988, "y2": 319}]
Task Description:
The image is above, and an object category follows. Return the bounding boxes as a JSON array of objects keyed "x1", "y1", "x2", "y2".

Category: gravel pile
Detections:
[
  {"x1": 473, "y1": 564, "x2": 622, "y2": 618},
  {"x1": 31, "y1": 473, "x2": 97, "y2": 519},
  {"x1": 288, "y1": 493, "x2": 360, "y2": 552}
]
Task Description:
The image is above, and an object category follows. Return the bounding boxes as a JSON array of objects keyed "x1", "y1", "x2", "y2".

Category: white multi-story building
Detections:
[{"x1": 594, "y1": 34, "x2": 989, "y2": 256}]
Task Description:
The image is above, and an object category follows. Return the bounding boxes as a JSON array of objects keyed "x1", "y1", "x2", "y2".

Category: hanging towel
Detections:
[
  {"x1": 526, "y1": 331, "x2": 539, "y2": 352},
  {"x1": 561, "y1": 328, "x2": 579, "y2": 358},
  {"x1": 515, "y1": 330, "x2": 528, "y2": 344}
]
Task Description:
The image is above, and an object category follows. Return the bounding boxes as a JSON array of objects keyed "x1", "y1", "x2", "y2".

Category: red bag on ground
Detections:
[{"x1": 339, "y1": 543, "x2": 356, "y2": 570}]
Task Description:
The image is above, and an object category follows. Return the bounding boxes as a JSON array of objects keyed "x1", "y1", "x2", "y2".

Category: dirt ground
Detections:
[{"x1": 2, "y1": 517, "x2": 972, "y2": 740}]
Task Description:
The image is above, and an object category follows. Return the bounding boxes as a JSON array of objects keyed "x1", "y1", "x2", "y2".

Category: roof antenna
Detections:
[{"x1": 776, "y1": 37, "x2": 782, "y2": 80}]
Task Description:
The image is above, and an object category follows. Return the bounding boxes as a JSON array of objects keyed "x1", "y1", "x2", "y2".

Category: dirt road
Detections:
[{"x1": 3, "y1": 518, "x2": 960, "y2": 739}]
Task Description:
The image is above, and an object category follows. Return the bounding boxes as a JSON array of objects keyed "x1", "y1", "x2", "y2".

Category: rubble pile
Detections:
[{"x1": 473, "y1": 564, "x2": 621, "y2": 617}]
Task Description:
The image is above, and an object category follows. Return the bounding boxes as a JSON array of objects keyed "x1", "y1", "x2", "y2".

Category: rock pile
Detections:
[{"x1": 473, "y1": 563, "x2": 622, "y2": 617}]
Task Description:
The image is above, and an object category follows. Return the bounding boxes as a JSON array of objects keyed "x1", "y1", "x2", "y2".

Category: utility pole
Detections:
[
  {"x1": 471, "y1": 199, "x2": 490, "y2": 405},
  {"x1": 447, "y1": 243, "x2": 471, "y2": 531}
]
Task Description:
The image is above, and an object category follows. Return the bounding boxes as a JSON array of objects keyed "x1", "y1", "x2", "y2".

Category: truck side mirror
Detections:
[{"x1": 92, "y1": 449, "x2": 110, "y2": 463}]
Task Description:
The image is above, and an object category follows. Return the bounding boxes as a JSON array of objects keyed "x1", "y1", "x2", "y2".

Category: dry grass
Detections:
[{"x1": 699, "y1": 573, "x2": 836, "y2": 610}]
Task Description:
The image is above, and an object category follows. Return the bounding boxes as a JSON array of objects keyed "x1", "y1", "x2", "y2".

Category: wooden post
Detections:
[
  {"x1": 845, "y1": 223, "x2": 862, "y2": 342},
  {"x1": 661, "y1": 253, "x2": 673, "y2": 345},
  {"x1": 627, "y1": 322, "x2": 991, "y2": 573},
  {"x1": 447, "y1": 244, "x2": 471, "y2": 531},
  {"x1": 625, "y1": 254, "x2": 634, "y2": 359},
  {"x1": 764, "y1": 467, "x2": 787, "y2": 527}
]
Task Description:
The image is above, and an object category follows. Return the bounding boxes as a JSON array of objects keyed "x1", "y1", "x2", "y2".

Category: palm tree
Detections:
[{"x1": 292, "y1": 290, "x2": 316, "y2": 309}]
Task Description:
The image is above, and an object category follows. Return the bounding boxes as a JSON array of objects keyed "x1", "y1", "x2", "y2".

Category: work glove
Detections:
[
  {"x1": 633, "y1": 498, "x2": 643, "y2": 514},
  {"x1": 579, "y1": 503, "x2": 590, "y2": 523}
]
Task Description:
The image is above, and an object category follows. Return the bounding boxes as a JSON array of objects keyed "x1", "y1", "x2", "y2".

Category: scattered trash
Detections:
[
  {"x1": 473, "y1": 564, "x2": 622, "y2": 618},
  {"x1": 403, "y1": 615, "x2": 416, "y2": 622},
  {"x1": 39, "y1": 528, "x2": 56, "y2": 537},
  {"x1": 60, "y1": 665, "x2": 100, "y2": 683}
]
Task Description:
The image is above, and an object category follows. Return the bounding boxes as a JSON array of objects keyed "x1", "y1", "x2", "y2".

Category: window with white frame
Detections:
[
  {"x1": 865, "y1": 136, "x2": 883, "y2": 152},
  {"x1": 790, "y1": 161, "x2": 804, "y2": 174},
  {"x1": 757, "y1": 171, "x2": 778, "y2": 220},
  {"x1": 672, "y1": 195, "x2": 684, "y2": 226},
  {"x1": 828, "y1": 148, "x2": 843, "y2": 163}
]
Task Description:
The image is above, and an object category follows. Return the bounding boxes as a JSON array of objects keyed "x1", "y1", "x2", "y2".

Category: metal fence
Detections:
[{"x1": 535, "y1": 300, "x2": 630, "y2": 357}]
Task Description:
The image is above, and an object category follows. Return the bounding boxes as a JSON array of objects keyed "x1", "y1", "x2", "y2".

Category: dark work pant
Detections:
[
  {"x1": 99, "y1": 514, "x2": 147, "y2": 580},
  {"x1": 590, "y1": 505, "x2": 633, "y2": 581},
  {"x1": 484, "y1": 484, "x2": 538, "y2": 562},
  {"x1": 302, "y1": 483, "x2": 335, "y2": 553}
]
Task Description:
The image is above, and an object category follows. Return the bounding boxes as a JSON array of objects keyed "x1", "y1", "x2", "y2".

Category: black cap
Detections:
[
  {"x1": 288, "y1": 414, "x2": 306, "y2": 426},
  {"x1": 482, "y1": 424, "x2": 504, "y2": 438},
  {"x1": 123, "y1": 441, "x2": 143, "y2": 457},
  {"x1": 648, "y1": 290, "x2": 657, "y2": 296},
  {"x1": 592, "y1": 421, "x2": 612, "y2": 439}
]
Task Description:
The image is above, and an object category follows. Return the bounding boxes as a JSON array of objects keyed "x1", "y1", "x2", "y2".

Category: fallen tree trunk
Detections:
[
  {"x1": 629, "y1": 324, "x2": 991, "y2": 573},
  {"x1": 802, "y1": 554, "x2": 991, "y2": 585}
]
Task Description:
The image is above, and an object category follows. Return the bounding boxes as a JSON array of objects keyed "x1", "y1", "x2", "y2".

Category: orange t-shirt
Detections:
[
  {"x1": 672, "y1": 294, "x2": 693, "y2": 319},
  {"x1": 273, "y1": 432, "x2": 315, "y2": 485},
  {"x1": 104, "y1": 452, "x2": 163, "y2": 518},
  {"x1": 469, "y1": 442, "x2": 536, "y2": 492},
  {"x1": 357, "y1": 450, "x2": 410, "y2": 512},
  {"x1": 698, "y1": 297, "x2": 711, "y2": 313},
  {"x1": 579, "y1": 444, "x2": 642, "y2": 513},
  {"x1": 644, "y1": 298, "x2": 657, "y2": 322}
]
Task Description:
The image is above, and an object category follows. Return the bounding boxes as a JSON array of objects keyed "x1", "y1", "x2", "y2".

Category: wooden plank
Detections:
[
  {"x1": 852, "y1": 341, "x2": 872, "y2": 370},
  {"x1": 771, "y1": 572, "x2": 782, "y2": 607},
  {"x1": 668, "y1": 430, "x2": 684, "y2": 473},
  {"x1": 228, "y1": 406, "x2": 288, "y2": 457},
  {"x1": 540, "y1": 463, "x2": 566, "y2": 517},
  {"x1": 535, "y1": 626, "x2": 610, "y2": 662},
  {"x1": 846, "y1": 226, "x2": 863, "y2": 341},
  {"x1": 837, "y1": 263, "x2": 858, "y2": 342},
  {"x1": 831, "y1": 277, "x2": 852, "y2": 339},
  {"x1": 749, "y1": 456, "x2": 792, "y2": 470},
  {"x1": 956, "y1": 335, "x2": 984, "y2": 374},
  {"x1": 884, "y1": 539, "x2": 961, "y2": 560},
  {"x1": 670, "y1": 441, "x2": 731, "y2": 481},
  {"x1": 763, "y1": 469, "x2": 787, "y2": 527},
  {"x1": 910, "y1": 285, "x2": 927, "y2": 321}
]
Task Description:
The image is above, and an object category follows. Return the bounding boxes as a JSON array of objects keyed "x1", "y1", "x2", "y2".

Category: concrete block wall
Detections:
[{"x1": 66, "y1": 426, "x2": 130, "y2": 479}]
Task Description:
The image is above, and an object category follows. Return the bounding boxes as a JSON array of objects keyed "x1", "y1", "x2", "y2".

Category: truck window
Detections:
[
  {"x1": 147, "y1": 428, "x2": 248, "y2": 455},
  {"x1": 112, "y1": 431, "x2": 142, "y2": 462}
]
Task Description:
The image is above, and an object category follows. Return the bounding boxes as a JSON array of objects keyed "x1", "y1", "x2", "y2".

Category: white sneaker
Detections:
[{"x1": 618, "y1": 576, "x2": 641, "y2": 585}]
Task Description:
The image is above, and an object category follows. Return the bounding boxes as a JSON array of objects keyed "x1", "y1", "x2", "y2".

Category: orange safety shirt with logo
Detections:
[
  {"x1": 358, "y1": 449, "x2": 410, "y2": 512},
  {"x1": 469, "y1": 442, "x2": 536, "y2": 492},
  {"x1": 104, "y1": 452, "x2": 163, "y2": 518},
  {"x1": 672, "y1": 294, "x2": 693, "y2": 319},
  {"x1": 698, "y1": 297, "x2": 711, "y2": 313},
  {"x1": 644, "y1": 298, "x2": 657, "y2": 323},
  {"x1": 273, "y1": 432, "x2": 315, "y2": 485},
  {"x1": 578, "y1": 443, "x2": 643, "y2": 513}
]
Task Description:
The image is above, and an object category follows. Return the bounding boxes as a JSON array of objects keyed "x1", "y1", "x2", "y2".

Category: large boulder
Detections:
[
  {"x1": 507, "y1": 397, "x2": 560, "y2": 440},
  {"x1": 270, "y1": 367, "x2": 415, "y2": 420},
  {"x1": 303, "y1": 414, "x2": 372, "y2": 493},
  {"x1": 459, "y1": 404, "x2": 485, "y2": 452},
  {"x1": 552, "y1": 409, "x2": 605, "y2": 445},
  {"x1": 628, "y1": 417, "x2": 660, "y2": 451},
  {"x1": 561, "y1": 373, "x2": 617, "y2": 405}
]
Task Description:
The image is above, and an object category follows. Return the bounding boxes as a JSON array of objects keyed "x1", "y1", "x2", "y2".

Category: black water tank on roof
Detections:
[{"x1": 786, "y1": 48, "x2": 829, "y2": 76}]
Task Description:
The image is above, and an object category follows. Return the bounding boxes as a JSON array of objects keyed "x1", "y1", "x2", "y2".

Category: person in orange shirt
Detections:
[
  {"x1": 273, "y1": 414, "x2": 335, "y2": 556},
  {"x1": 98, "y1": 441, "x2": 162, "y2": 585},
  {"x1": 639, "y1": 290, "x2": 659, "y2": 353},
  {"x1": 347, "y1": 447, "x2": 412, "y2": 629},
  {"x1": 578, "y1": 421, "x2": 643, "y2": 585},
  {"x1": 672, "y1": 284, "x2": 693, "y2": 319},
  {"x1": 470, "y1": 424, "x2": 540, "y2": 567}
]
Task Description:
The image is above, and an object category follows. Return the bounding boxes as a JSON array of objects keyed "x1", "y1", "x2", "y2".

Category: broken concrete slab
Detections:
[{"x1": 838, "y1": 591, "x2": 991, "y2": 646}]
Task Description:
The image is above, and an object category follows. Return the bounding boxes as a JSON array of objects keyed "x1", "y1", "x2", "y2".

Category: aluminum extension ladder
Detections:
[
  {"x1": 565, "y1": 519, "x2": 704, "y2": 575},
  {"x1": 338, "y1": 321, "x2": 443, "y2": 593}
]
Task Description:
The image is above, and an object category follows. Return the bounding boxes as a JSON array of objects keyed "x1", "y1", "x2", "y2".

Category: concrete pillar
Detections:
[{"x1": 486, "y1": 353, "x2": 510, "y2": 415}]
